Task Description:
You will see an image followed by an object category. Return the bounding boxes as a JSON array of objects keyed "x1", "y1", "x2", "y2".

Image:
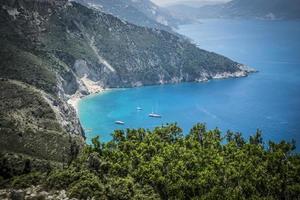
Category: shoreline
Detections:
[
  {"x1": 68, "y1": 89, "x2": 106, "y2": 113},
  {"x1": 67, "y1": 75, "x2": 106, "y2": 113},
  {"x1": 67, "y1": 92, "x2": 85, "y2": 113},
  {"x1": 67, "y1": 67, "x2": 256, "y2": 113}
]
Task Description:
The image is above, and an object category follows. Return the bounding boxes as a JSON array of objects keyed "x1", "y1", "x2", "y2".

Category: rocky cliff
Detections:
[
  {"x1": 0, "y1": 0, "x2": 84, "y2": 170},
  {"x1": 0, "y1": 0, "x2": 253, "y2": 169}
]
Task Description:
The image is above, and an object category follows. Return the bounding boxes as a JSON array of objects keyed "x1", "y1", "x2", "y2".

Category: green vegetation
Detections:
[
  {"x1": 3, "y1": 123, "x2": 299, "y2": 199},
  {"x1": 0, "y1": 42, "x2": 57, "y2": 94},
  {"x1": 0, "y1": 80, "x2": 82, "y2": 164},
  {"x1": 11, "y1": 172, "x2": 46, "y2": 189}
]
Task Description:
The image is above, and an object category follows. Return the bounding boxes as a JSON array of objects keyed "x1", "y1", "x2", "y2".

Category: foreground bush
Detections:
[
  {"x1": 11, "y1": 172, "x2": 45, "y2": 189},
  {"x1": 3, "y1": 123, "x2": 300, "y2": 199}
]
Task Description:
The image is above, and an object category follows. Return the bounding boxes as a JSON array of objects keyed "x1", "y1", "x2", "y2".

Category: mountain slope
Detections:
[
  {"x1": 197, "y1": 0, "x2": 300, "y2": 20},
  {"x1": 0, "y1": 0, "x2": 85, "y2": 166},
  {"x1": 0, "y1": 0, "x2": 252, "y2": 168},
  {"x1": 46, "y1": 2, "x2": 251, "y2": 87}
]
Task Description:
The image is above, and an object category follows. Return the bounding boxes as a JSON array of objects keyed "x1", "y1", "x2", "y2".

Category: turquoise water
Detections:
[{"x1": 79, "y1": 19, "x2": 300, "y2": 145}]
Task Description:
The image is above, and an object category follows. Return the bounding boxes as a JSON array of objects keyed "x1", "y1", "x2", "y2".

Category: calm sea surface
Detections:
[{"x1": 79, "y1": 19, "x2": 300, "y2": 145}]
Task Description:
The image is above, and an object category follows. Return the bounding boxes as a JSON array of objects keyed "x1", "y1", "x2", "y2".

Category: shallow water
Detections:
[{"x1": 79, "y1": 19, "x2": 300, "y2": 145}]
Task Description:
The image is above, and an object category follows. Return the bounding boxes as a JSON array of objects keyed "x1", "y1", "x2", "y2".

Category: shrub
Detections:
[
  {"x1": 11, "y1": 172, "x2": 45, "y2": 189},
  {"x1": 67, "y1": 172, "x2": 105, "y2": 199},
  {"x1": 46, "y1": 168, "x2": 80, "y2": 189}
]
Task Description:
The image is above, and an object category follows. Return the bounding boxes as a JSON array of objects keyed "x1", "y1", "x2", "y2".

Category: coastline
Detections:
[
  {"x1": 67, "y1": 65, "x2": 256, "y2": 112},
  {"x1": 67, "y1": 92, "x2": 86, "y2": 113},
  {"x1": 67, "y1": 75, "x2": 105, "y2": 113}
]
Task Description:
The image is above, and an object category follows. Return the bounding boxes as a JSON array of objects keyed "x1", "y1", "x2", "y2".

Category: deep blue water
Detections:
[{"x1": 79, "y1": 19, "x2": 300, "y2": 145}]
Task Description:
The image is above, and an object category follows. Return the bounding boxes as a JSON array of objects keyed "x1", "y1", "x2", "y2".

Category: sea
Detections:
[{"x1": 79, "y1": 19, "x2": 300, "y2": 146}]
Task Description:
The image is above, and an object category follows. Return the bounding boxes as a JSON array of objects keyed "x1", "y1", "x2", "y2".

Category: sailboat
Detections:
[
  {"x1": 148, "y1": 106, "x2": 162, "y2": 118},
  {"x1": 115, "y1": 120, "x2": 125, "y2": 125},
  {"x1": 149, "y1": 112, "x2": 162, "y2": 118},
  {"x1": 136, "y1": 106, "x2": 143, "y2": 111}
]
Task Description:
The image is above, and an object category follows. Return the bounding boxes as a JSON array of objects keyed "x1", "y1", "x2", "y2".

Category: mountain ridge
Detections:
[
  {"x1": 219, "y1": 0, "x2": 300, "y2": 20},
  {"x1": 167, "y1": 0, "x2": 300, "y2": 21}
]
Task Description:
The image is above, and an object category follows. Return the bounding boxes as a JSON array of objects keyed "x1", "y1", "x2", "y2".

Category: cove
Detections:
[{"x1": 79, "y1": 19, "x2": 300, "y2": 145}]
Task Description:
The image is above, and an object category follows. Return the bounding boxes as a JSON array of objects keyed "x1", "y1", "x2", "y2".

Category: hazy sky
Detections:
[{"x1": 151, "y1": 0, "x2": 230, "y2": 6}]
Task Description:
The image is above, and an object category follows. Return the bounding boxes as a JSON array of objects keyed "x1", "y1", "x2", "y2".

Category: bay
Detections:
[{"x1": 79, "y1": 19, "x2": 300, "y2": 145}]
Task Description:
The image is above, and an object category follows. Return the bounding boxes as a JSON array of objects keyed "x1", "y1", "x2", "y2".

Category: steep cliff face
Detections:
[
  {"x1": 0, "y1": 0, "x2": 84, "y2": 166},
  {"x1": 0, "y1": 0, "x2": 252, "y2": 166}
]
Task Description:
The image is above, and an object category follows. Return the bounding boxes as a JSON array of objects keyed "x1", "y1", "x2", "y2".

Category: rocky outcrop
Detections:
[{"x1": 0, "y1": 186, "x2": 76, "y2": 200}]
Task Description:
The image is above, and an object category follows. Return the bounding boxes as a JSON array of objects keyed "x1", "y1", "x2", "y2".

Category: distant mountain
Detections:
[
  {"x1": 164, "y1": 1, "x2": 225, "y2": 23},
  {"x1": 165, "y1": 0, "x2": 226, "y2": 7},
  {"x1": 164, "y1": 4, "x2": 203, "y2": 23},
  {"x1": 197, "y1": 0, "x2": 300, "y2": 20},
  {"x1": 74, "y1": 0, "x2": 180, "y2": 32}
]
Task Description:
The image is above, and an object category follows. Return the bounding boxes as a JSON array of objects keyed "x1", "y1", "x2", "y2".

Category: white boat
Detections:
[
  {"x1": 149, "y1": 113, "x2": 162, "y2": 118},
  {"x1": 115, "y1": 120, "x2": 125, "y2": 125},
  {"x1": 136, "y1": 106, "x2": 143, "y2": 110}
]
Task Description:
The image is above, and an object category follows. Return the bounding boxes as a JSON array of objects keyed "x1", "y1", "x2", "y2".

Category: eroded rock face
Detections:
[{"x1": 73, "y1": 60, "x2": 89, "y2": 78}]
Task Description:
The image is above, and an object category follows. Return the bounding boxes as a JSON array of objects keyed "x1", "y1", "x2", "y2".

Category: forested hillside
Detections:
[{"x1": 1, "y1": 124, "x2": 299, "y2": 199}]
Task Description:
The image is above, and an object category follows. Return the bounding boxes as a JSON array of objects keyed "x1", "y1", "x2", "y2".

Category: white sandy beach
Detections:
[{"x1": 67, "y1": 75, "x2": 105, "y2": 112}]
